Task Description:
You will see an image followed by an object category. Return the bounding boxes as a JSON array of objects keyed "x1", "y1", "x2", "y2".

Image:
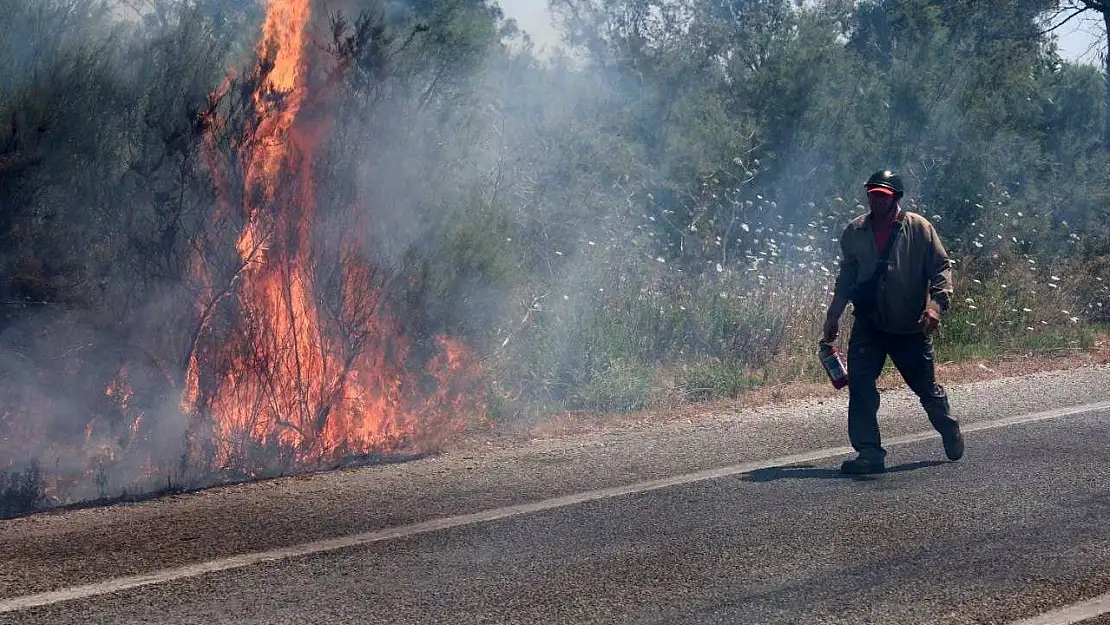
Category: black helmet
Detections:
[{"x1": 864, "y1": 170, "x2": 904, "y2": 199}]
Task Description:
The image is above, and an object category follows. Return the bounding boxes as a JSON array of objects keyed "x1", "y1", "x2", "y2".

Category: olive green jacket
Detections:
[{"x1": 833, "y1": 210, "x2": 953, "y2": 334}]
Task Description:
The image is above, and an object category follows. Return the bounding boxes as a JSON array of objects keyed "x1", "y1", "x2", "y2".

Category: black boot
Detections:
[
  {"x1": 840, "y1": 456, "x2": 885, "y2": 475},
  {"x1": 941, "y1": 428, "x2": 965, "y2": 461}
]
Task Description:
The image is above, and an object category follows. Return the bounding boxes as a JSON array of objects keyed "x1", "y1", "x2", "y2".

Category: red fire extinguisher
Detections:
[{"x1": 818, "y1": 340, "x2": 849, "y2": 389}]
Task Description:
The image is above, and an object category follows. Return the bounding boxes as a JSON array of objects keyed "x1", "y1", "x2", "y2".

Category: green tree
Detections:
[{"x1": 1043, "y1": 1, "x2": 1110, "y2": 145}]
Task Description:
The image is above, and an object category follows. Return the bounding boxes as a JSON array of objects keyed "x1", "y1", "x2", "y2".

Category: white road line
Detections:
[
  {"x1": 3, "y1": 399, "x2": 1109, "y2": 614},
  {"x1": 1006, "y1": 591, "x2": 1110, "y2": 625}
]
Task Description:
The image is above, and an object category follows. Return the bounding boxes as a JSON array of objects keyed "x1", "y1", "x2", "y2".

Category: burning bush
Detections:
[{"x1": 0, "y1": 0, "x2": 492, "y2": 513}]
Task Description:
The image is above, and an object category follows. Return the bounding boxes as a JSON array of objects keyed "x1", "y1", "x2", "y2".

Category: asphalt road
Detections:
[{"x1": 4, "y1": 400, "x2": 1110, "y2": 625}]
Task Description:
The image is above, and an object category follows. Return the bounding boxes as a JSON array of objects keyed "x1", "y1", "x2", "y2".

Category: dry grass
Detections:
[{"x1": 458, "y1": 331, "x2": 1110, "y2": 448}]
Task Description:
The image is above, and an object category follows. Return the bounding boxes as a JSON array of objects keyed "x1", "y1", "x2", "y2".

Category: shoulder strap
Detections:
[{"x1": 872, "y1": 211, "x2": 906, "y2": 281}]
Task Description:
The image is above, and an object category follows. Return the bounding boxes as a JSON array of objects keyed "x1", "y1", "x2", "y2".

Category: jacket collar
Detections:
[{"x1": 851, "y1": 205, "x2": 904, "y2": 231}]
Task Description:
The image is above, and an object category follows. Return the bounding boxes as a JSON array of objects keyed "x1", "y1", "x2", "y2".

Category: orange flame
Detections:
[{"x1": 183, "y1": 0, "x2": 483, "y2": 469}]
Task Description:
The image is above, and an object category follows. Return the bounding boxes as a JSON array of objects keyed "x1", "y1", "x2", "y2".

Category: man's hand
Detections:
[
  {"x1": 822, "y1": 314, "x2": 840, "y2": 343},
  {"x1": 921, "y1": 306, "x2": 941, "y2": 334}
]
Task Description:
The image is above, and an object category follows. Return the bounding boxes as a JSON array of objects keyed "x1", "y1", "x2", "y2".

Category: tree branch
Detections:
[
  {"x1": 1038, "y1": 7, "x2": 1090, "y2": 36},
  {"x1": 1081, "y1": 0, "x2": 1110, "y2": 14}
]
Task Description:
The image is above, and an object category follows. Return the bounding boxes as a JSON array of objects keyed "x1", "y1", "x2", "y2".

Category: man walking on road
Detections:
[{"x1": 823, "y1": 170, "x2": 964, "y2": 474}]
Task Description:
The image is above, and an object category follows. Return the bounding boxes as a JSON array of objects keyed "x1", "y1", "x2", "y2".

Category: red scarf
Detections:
[{"x1": 873, "y1": 205, "x2": 900, "y2": 251}]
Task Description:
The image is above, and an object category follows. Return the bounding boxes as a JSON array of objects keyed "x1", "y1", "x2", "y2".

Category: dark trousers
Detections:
[{"x1": 847, "y1": 317, "x2": 959, "y2": 461}]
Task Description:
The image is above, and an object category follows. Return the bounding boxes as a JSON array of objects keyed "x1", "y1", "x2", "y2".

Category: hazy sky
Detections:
[
  {"x1": 502, "y1": 0, "x2": 1107, "y2": 64},
  {"x1": 506, "y1": 0, "x2": 561, "y2": 51}
]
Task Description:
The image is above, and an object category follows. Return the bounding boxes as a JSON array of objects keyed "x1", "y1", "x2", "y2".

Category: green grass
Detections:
[
  {"x1": 935, "y1": 325, "x2": 1100, "y2": 363},
  {"x1": 486, "y1": 255, "x2": 1108, "y2": 416},
  {"x1": 678, "y1": 360, "x2": 767, "y2": 402}
]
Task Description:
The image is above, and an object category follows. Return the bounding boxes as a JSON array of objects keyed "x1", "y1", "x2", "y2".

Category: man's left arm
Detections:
[{"x1": 924, "y1": 221, "x2": 953, "y2": 318}]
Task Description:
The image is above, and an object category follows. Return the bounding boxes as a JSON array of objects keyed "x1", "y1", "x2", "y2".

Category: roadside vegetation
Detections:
[{"x1": 2, "y1": 0, "x2": 1109, "y2": 517}]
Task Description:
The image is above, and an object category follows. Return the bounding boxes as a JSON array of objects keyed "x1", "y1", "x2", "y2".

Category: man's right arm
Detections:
[
  {"x1": 826, "y1": 293, "x2": 850, "y2": 323},
  {"x1": 824, "y1": 229, "x2": 857, "y2": 340}
]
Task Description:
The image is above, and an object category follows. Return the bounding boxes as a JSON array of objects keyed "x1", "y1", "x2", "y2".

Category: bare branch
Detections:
[{"x1": 1038, "y1": 7, "x2": 1091, "y2": 36}]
